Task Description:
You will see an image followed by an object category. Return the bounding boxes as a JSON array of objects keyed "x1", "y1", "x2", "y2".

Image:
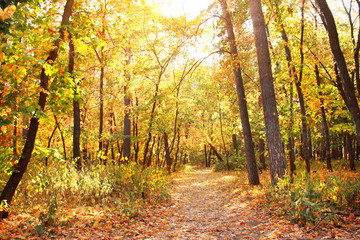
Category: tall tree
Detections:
[
  {"x1": 274, "y1": 0, "x2": 311, "y2": 173},
  {"x1": 316, "y1": 0, "x2": 360, "y2": 146},
  {"x1": 249, "y1": 0, "x2": 286, "y2": 184},
  {"x1": 0, "y1": 0, "x2": 74, "y2": 219},
  {"x1": 219, "y1": 0, "x2": 259, "y2": 185}
]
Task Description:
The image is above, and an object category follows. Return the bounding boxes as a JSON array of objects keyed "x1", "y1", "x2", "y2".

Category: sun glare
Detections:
[{"x1": 154, "y1": 0, "x2": 215, "y2": 18}]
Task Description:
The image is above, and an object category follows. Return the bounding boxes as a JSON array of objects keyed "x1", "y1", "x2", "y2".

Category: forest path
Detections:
[
  {"x1": 119, "y1": 168, "x2": 304, "y2": 240},
  {"x1": 146, "y1": 169, "x2": 254, "y2": 239}
]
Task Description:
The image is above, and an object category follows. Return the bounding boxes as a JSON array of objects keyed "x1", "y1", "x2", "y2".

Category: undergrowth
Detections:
[
  {"x1": 10, "y1": 160, "x2": 171, "y2": 229},
  {"x1": 263, "y1": 169, "x2": 360, "y2": 227},
  {"x1": 214, "y1": 152, "x2": 246, "y2": 171}
]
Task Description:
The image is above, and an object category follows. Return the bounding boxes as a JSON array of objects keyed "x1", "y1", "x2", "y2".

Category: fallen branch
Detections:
[
  {"x1": 209, "y1": 144, "x2": 223, "y2": 162},
  {"x1": 307, "y1": 213, "x2": 334, "y2": 233},
  {"x1": 307, "y1": 211, "x2": 360, "y2": 233}
]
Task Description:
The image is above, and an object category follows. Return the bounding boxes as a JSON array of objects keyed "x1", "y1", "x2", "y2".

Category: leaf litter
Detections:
[{"x1": 1, "y1": 168, "x2": 360, "y2": 239}]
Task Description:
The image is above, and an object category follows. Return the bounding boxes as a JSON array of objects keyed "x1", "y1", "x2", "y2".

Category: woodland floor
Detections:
[{"x1": 2, "y1": 168, "x2": 360, "y2": 239}]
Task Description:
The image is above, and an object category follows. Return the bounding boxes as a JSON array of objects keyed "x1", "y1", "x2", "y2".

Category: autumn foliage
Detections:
[{"x1": 1, "y1": 0, "x2": 360, "y2": 238}]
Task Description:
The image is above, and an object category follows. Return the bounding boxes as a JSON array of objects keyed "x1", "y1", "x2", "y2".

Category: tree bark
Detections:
[
  {"x1": 0, "y1": 0, "x2": 74, "y2": 219},
  {"x1": 249, "y1": 0, "x2": 286, "y2": 185},
  {"x1": 219, "y1": 0, "x2": 259, "y2": 184}
]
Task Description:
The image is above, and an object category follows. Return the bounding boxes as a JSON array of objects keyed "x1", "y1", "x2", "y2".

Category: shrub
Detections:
[
  {"x1": 263, "y1": 170, "x2": 360, "y2": 227},
  {"x1": 214, "y1": 152, "x2": 246, "y2": 171},
  {"x1": 14, "y1": 160, "x2": 171, "y2": 223}
]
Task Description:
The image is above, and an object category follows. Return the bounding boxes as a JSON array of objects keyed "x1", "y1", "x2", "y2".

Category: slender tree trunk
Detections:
[
  {"x1": 249, "y1": 0, "x2": 286, "y2": 185},
  {"x1": 219, "y1": 100, "x2": 230, "y2": 170},
  {"x1": 0, "y1": 0, "x2": 74, "y2": 219},
  {"x1": 99, "y1": 63, "x2": 104, "y2": 153},
  {"x1": 288, "y1": 81, "x2": 296, "y2": 175},
  {"x1": 351, "y1": 0, "x2": 360, "y2": 96},
  {"x1": 143, "y1": 83, "x2": 159, "y2": 166},
  {"x1": 45, "y1": 124, "x2": 58, "y2": 167},
  {"x1": 204, "y1": 144, "x2": 208, "y2": 167},
  {"x1": 232, "y1": 133, "x2": 238, "y2": 154},
  {"x1": 69, "y1": 33, "x2": 81, "y2": 170},
  {"x1": 317, "y1": 0, "x2": 360, "y2": 144},
  {"x1": 315, "y1": 65, "x2": 332, "y2": 171},
  {"x1": 147, "y1": 136, "x2": 156, "y2": 167},
  {"x1": 155, "y1": 136, "x2": 161, "y2": 167},
  {"x1": 173, "y1": 131, "x2": 180, "y2": 172},
  {"x1": 13, "y1": 117, "x2": 17, "y2": 157},
  {"x1": 132, "y1": 97, "x2": 139, "y2": 163},
  {"x1": 123, "y1": 46, "x2": 132, "y2": 161},
  {"x1": 163, "y1": 133, "x2": 172, "y2": 174},
  {"x1": 279, "y1": 25, "x2": 311, "y2": 173},
  {"x1": 219, "y1": 0, "x2": 259, "y2": 184},
  {"x1": 259, "y1": 138, "x2": 266, "y2": 170},
  {"x1": 54, "y1": 115, "x2": 67, "y2": 161},
  {"x1": 347, "y1": 133, "x2": 356, "y2": 170}
]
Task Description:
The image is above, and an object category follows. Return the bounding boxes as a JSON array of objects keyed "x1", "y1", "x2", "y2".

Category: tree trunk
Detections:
[
  {"x1": 204, "y1": 144, "x2": 208, "y2": 167},
  {"x1": 99, "y1": 63, "x2": 104, "y2": 153},
  {"x1": 147, "y1": 136, "x2": 156, "y2": 167},
  {"x1": 132, "y1": 96, "x2": 139, "y2": 163},
  {"x1": 275, "y1": 0, "x2": 311, "y2": 173},
  {"x1": 232, "y1": 133, "x2": 238, "y2": 154},
  {"x1": 54, "y1": 115, "x2": 67, "y2": 161},
  {"x1": 209, "y1": 143, "x2": 223, "y2": 162},
  {"x1": 123, "y1": 46, "x2": 132, "y2": 162},
  {"x1": 288, "y1": 81, "x2": 296, "y2": 174},
  {"x1": 343, "y1": 133, "x2": 348, "y2": 161},
  {"x1": 70, "y1": 33, "x2": 81, "y2": 170},
  {"x1": 315, "y1": 65, "x2": 332, "y2": 171},
  {"x1": 279, "y1": 25, "x2": 311, "y2": 173},
  {"x1": 45, "y1": 124, "x2": 58, "y2": 167},
  {"x1": 219, "y1": 100, "x2": 230, "y2": 171},
  {"x1": 173, "y1": 131, "x2": 180, "y2": 172},
  {"x1": 249, "y1": 0, "x2": 286, "y2": 185},
  {"x1": 143, "y1": 83, "x2": 159, "y2": 166},
  {"x1": 0, "y1": 0, "x2": 74, "y2": 219},
  {"x1": 259, "y1": 138, "x2": 266, "y2": 170},
  {"x1": 13, "y1": 118, "x2": 17, "y2": 157},
  {"x1": 317, "y1": 0, "x2": 360, "y2": 144},
  {"x1": 163, "y1": 133, "x2": 172, "y2": 174},
  {"x1": 219, "y1": 0, "x2": 259, "y2": 184},
  {"x1": 347, "y1": 133, "x2": 356, "y2": 170}
]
